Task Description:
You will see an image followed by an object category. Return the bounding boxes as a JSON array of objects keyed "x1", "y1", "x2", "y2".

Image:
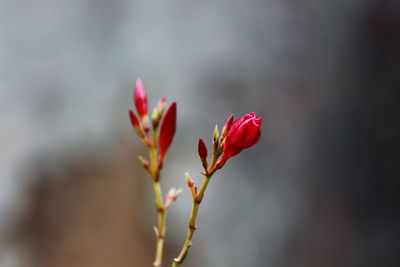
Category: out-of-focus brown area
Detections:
[{"x1": 9, "y1": 139, "x2": 175, "y2": 267}]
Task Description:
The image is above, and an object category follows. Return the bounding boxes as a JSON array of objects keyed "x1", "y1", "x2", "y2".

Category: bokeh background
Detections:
[{"x1": 1, "y1": 0, "x2": 399, "y2": 266}]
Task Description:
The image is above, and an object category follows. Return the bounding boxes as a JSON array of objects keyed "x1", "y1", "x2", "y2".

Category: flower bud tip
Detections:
[
  {"x1": 159, "y1": 97, "x2": 167, "y2": 106},
  {"x1": 213, "y1": 125, "x2": 219, "y2": 141},
  {"x1": 175, "y1": 188, "x2": 183, "y2": 196},
  {"x1": 138, "y1": 156, "x2": 150, "y2": 169},
  {"x1": 157, "y1": 97, "x2": 167, "y2": 114},
  {"x1": 225, "y1": 114, "x2": 234, "y2": 132},
  {"x1": 184, "y1": 172, "x2": 194, "y2": 187},
  {"x1": 134, "y1": 78, "x2": 148, "y2": 117}
]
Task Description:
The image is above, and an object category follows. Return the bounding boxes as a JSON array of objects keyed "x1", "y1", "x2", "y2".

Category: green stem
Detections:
[
  {"x1": 153, "y1": 180, "x2": 166, "y2": 267},
  {"x1": 172, "y1": 175, "x2": 211, "y2": 267},
  {"x1": 172, "y1": 147, "x2": 219, "y2": 267},
  {"x1": 149, "y1": 130, "x2": 166, "y2": 267}
]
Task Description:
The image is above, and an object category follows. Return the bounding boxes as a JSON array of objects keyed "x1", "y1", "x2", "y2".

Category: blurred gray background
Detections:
[{"x1": 1, "y1": 0, "x2": 399, "y2": 266}]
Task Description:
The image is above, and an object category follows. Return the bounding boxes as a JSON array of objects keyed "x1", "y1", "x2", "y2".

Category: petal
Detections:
[{"x1": 242, "y1": 121, "x2": 261, "y2": 148}]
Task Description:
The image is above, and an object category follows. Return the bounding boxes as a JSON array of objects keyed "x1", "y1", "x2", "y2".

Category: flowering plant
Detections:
[{"x1": 129, "y1": 79, "x2": 262, "y2": 266}]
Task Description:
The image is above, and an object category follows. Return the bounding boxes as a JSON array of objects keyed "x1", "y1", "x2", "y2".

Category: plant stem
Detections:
[
  {"x1": 171, "y1": 134, "x2": 221, "y2": 267},
  {"x1": 153, "y1": 180, "x2": 166, "y2": 267},
  {"x1": 149, "y1": 130, "x2": 166, "y2": 267},
  {"x1": 172, "y1": 175, "x2": 211, "y2": 267}
]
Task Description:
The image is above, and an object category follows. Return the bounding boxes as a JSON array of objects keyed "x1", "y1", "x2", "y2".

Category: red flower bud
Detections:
[
  {"x1": 129, "y1": 109, "x2": 140, "y2": 128},
  {"x1": 159, "y1": 102, "x2": 177, "y2": 159},
  {"x1": 217, "y1": 112, "x2": 262, "y2": 167},
  {"x1": 224, "y1": 114, "x2": 234, "y2": 133},
  {"x1": 134, "y1": 78, "x2": 148, "y2": 117},
  {"x1": 198, "y1": 138, "x2": 208, "y2": 161},
  {"x1": 221, "y1": 114, "x2": 234, "y2": 140}
]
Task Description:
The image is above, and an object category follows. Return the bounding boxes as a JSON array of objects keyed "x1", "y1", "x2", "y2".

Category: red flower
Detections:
[
  {"x1": 159, "y1": 102, "x2": 177, "y2": 159},
  {"x1": 134, "y1": 78, "x2": 148, "y2": 117},
  {"x1": 217, "y1": 112, "x2": 262, "y2": 167}
]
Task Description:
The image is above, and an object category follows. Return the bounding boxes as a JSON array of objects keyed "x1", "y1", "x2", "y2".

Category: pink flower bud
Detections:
[
  {"x1": 129, "y1": 109, "x2": 140, "y2": 128},
  {"x1": 159, "y1": 102, "x2": 177, "y2": 159},
  {"x1": 198, "y1": 138, "x2": 208, "y2": 161},
  {"x1": 134, "y1": 78, "x2": 148, "y2": 117},
  {"x1": 158, "y1": 97, "x2": 167, "y2": 110},
  {"x1": 217, "y1": 112, "x2": 262, "y2": 167}
]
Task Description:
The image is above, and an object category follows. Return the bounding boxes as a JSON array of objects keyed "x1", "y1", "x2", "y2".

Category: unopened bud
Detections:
[
  {"x1": 134, "y1": 78, "x2": 148, "y2": 118},
  {"x1": 151, "y1": 108, "x2": 160, "y2": 129},
  {"x1": 213, "y1": 125, "x2": 220, "y2": 141},
  {"x1": 184, "y1": 172, "x2": 194, "y2": 187},
  {"x1": 129, "y1": 109, "x2": 145, "y2": 138},
  {"x1": 175, "y1": 188, "x2": 183, "y2": 196},
  {"x1": 159, "y1": 102, "x2": 177, "y2": 159},
  {"x1": 198, "y1": 139, "x2": 208, "y2": 160},
  {"x1": 167, "y1": 187, "x2": 176, "y2": 198},
  {"x1": 225, "y1": 114, "x2": 234, "y2": 132},
  {"x1": 157, "y1": 97, "x2": 167, "y2": 114},
  {"x1": 152, "y1": 97, "x2": 167, "y2": 130},
  {"x1": 167, "y1": 187, "x2": 183, "y2": 200},
  {"x1": 138, "y1": 156, "x2": 150, "y2": 169},
  {"x1": 185, "y1": 172, "x2": 197, "y2": 200},
  {"x1": 198, "y1": 138, "x2": 208, "y2": 170},
  {"x1": 221, "y1": 114, "x2": 234, "y2": 139},
  {"x1": 213, "y1": 125, "x2": 220, "y2": 152},
  {"x1": 142, "y1": 116, "x2": 150, "y2": 133},
  {"x1": 129, "y1": 109, "x2": 140, "y2": 128},
  {"x1": 164, "y1": 187, "x2": 183, "y2": 210}
]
